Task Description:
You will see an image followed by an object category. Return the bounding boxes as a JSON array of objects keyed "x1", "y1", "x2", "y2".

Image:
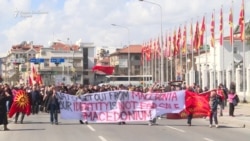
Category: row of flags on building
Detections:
[{"x1": 141, "y1": 0, "x2": 245, "y2": 62}]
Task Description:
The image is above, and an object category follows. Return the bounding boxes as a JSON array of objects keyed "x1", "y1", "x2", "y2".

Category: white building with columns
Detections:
[{"x1": 193, "y1": 32, "x2": 250, "y2": 101}]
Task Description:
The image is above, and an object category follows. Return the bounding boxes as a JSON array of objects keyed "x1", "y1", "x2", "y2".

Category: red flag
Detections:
[
  {"x1": 190, "y1": 22, "x2": 193, "y2": 52},
  {"x1": 145, "y1": 41, "x2": 151, "y2": 61},
  {"x1": 92, "y1": 66, "x2": 114, "y2": 75},
  {"x1": 167, "y1": 90, "x2": 211, "y2": 119},
  {"x1": 184, "y1": 91, "x2": 210, "y2": 116},
  {"x1": 182, "y1": 25, "x2": 187, "y2": 54},
  {"x1": 210, "y1": 13, "x2": 215, "y2": 47},
  {"x1": 193, "y1": 21, "x2": 200, "y2": 51},
  {"x1": 141, "y1": 43, "x2": 145, "y2": 65},
  {"x1": 229, "y1": 7, "x2": 234, "y2": 45},
  {"x1": 220, "y1": 7, "x2": 224, "y2": 46},
  {"x1": 36, "y1": 74, "x2": 43, "y2": 85},
  {"x1": 173, "y1": 30, "x2": 177, "y2": 56},
  {"x1": 156, "y1": 36, "x2": 161, "y2": 59},
  {"x1": 200, "y1": 16, "x2": 206, "y2": 47},
  {"x1": 164, "y1": 34, "x2": 168, "y2": 58},
  {"x1": 168, "y1": 34, "x2": 172, "y2": 58},
  {"x1": 176, "y1": 26, "x2": 181, "y2": 55},
  {"x1": 32, "y1": 66, "x2": 38, "y2": 81},
  {"x1": 8, "y1": 90, "x2": 31, "y2": 118},
  {"x1": 238, "y1": 0, "x2": 245, "y2": 42},
  {"x1": 28, "y1": 76, "x2": 33, "y2": 86}
]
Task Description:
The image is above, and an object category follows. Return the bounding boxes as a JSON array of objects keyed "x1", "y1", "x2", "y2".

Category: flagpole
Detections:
[
  {"x1": 170, "y1": 30, "x2": 173, "y2": 81},
  {"x1": 242, "y1": 0, "x2": 247, "y2": 102},
  {"x1": 213, "y1": 9, "x2": 216, "y2": 89},
  {"x1": 221, "y1": 6, "x2": 225, "y2": 85},
  {"x1": 158, "y1": 36, "x2": 161, "y2": 83},
  {"x1": 205, "y1": 13, "x2": 208, "y2": 88},
  {"x1": 175, "y1": 45, "x2": 177, "y2": 81},
  {"x1": 155, "y1": 39, "x2": 157, "y2": 83},
  {"x1": 198, "y1": 41, "x2": 201, "y2": 87},
  {"x1": 185, "y1": 23, "x2": 188, "y2": 84},
  {"x1": 180, "y1": 25, "x2": 183, "y2": 81},
  {"x1": 142, "y1": 47, "x2": 145, "y2": 87},
  {"x1": 166, "y1": 32, "x2": 169, "y2": 82},
  {"x1": 190, "y1": 19, "x2": 194, "y2": 85},
  {"x1": 231, "y1": 1, "x2": 235, "y2": 81},
  {"x1": 151, "y1": 41, "x2": 154, "y2": 83},
  {"x1": 197, "y1": 16, "x2": 201, "y2": 87}
]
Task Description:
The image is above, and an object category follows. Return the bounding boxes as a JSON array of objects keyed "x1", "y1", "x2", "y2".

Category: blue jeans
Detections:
[{"x1": 49, "y1": 104, "x2": 58, "y2": 123}]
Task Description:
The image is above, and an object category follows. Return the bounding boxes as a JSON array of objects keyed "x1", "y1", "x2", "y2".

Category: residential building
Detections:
[
  {"x1": 37, "y1": 41, "x2": 95, "y2": 85},
  {"x1": 109, "y1": 45, "x2": 142, "y2": 75},
  {"x1": 1, "y1": 41, "x2": 96, "y2": 86},
  {"x1": 1, "y1": 41, "x2": 42, "y2": 85}
]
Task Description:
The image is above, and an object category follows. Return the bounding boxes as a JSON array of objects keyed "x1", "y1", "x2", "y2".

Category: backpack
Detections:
[{"x1": 232, "y1": 95, "x2": 239, "y2": 106}]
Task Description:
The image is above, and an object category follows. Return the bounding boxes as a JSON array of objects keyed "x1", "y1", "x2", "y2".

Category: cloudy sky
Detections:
[{"x1": 0, "y1": 0, "x2": 249, "y2": 57}]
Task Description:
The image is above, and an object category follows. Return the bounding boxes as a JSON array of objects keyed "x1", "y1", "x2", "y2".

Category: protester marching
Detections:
[{"x1": 0, "y1": 80, "x2": 240, "y2": 131}]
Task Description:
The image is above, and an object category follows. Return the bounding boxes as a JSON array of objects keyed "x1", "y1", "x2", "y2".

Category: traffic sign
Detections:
[
  {"x1": 50, "y1": 58, "x2": 65, "y2": 63},
  {"x1": 39, "y1": 58, "x2": 45, "y2": 63},
  {"x1": 30, "y1": 58, "x2": 36, "y2": 63},
  {"x1": 30, "y1": 58, "x2": 45, "y2": 64}
]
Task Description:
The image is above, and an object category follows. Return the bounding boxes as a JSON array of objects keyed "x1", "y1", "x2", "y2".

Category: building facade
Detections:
[
  {"x1": 0, "y1": 41, "x2": 42, "y2": 85},
  {"x1": 1, "y1": 41, "x2": 96, "y2": 86},
  {"x1": 109, "y1": 45, "x2": 142, "y2": 75}
]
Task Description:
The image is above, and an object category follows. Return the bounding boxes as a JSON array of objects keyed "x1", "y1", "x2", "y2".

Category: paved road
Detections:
[{"x1": 1, "y1": 112, "x2": 249, "y2": 141}]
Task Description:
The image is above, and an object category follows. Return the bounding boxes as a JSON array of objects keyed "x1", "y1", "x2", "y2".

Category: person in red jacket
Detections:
[{"x1": 217, "y1": 85, "x2": 225, "y2": 116}]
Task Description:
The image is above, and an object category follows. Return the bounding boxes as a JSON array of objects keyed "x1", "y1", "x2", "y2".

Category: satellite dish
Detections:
[{"x1": 234, "y1": 54, "x2": 243, "y2": 63}]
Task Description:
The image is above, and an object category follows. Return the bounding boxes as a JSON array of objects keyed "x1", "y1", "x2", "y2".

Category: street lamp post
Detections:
[
  {"x1": 111, "y1": 24, "x2": 131, "y2": 84},
  {"x1": 68, "y1": 38, "x2": 77, "y2": 84},
  {"x1": 139, "y1": 0, "x2": 164, "y2": 85}
]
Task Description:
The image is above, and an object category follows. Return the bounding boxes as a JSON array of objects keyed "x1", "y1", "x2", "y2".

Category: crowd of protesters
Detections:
[{"x1": 0, "y1": 80, "x2": 239, "y2": 130}]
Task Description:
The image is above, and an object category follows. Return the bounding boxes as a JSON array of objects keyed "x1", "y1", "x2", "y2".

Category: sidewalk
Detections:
[{"x1": 219, "y1": 102, "x2": 250, "y2": 129}]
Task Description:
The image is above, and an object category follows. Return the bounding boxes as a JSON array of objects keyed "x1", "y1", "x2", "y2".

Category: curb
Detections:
[
  {"x1": 219, "y1": 104, "x2": 250, "y2": 129},
  {"x1": 219, "y1": 116, "x2": 250, "y2": 129}
]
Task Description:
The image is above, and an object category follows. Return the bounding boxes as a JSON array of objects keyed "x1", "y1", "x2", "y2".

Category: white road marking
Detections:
[
  {"x1": 204, "y1": 137, "x2": 214, "y2": 141},
  {"x1": 165, "y1": 126, "x2": 185, "y2": 133},
  {"x1": 87, "y1": 125, "x2": 95, "y2": 131},
  {"x1": 98, "y1": 136, "x2": 108, "y2": 141}
]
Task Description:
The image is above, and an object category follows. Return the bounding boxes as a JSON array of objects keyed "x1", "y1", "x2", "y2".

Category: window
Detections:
[
  {"x1": 134, "y1": 65, "x2": 140, "y2": 69},
  {"x1": 233, "y1": 47, "x2": 237, "y2": 54},
  {"x1": 134, "y1": 55, "x2": 140, "y2": 60},
  {"x1": 41, "y1": 51, "x2": 46, "y2": 55},
  {"x1": 83, "y1": 71, "x2": 88, "y2": 75},
  {"x1": 44, "y1": 62, "x2": 49, "y2": 67}
]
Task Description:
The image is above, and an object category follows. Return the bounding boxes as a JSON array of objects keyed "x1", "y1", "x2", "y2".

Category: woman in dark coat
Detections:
[
  {"x1": 46, "y1": 87, "x2": 60, "y2": 125},
  {"x1": 0, "y1": 87, "x2": 11, "y2": 131}
]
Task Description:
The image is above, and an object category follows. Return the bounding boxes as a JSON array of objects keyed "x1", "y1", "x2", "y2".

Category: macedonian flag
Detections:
[
  {"x1": 167, "y1": 90, "x2": 211, "y2": 119},
  {"x1": 8, "y1": 90, "x2": 31, "y2": 118}
]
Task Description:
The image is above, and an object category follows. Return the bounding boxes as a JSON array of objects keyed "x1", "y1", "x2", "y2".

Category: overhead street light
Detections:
[
  {"x1": 111, "y1": 24, "x2": 131, "y2": 84},
  {"x1": 139, "y1": 0, "x2": 165, "y2": 85}
]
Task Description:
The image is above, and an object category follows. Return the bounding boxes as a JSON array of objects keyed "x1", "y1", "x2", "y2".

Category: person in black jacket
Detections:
[
  {"x1": 0, "y1": 85, "x2": 11, "y2": 131},
  {"x1": 31, "y1": 86, "x2": 41, "y2": 114},
  {"x1": 46, "y1": 87, "x2": 60, "y2": 125}
]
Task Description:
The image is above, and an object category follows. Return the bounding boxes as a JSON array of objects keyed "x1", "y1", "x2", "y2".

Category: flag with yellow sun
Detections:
[
  {"x1": 8, "y1": 90, "x2": 31, "y2": 118},
  {"x1": 167, "y1": 90, "x2": 211, "y2": 119}
]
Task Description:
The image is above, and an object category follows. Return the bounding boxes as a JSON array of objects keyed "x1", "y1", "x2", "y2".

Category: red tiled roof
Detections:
[
  {"x1": 51, "y1": 42, "x2": 79, "y2": 51},
  {"x1": 110, "y1": 45, "x2": 142, "y2": 55},
  {"x1": 11, "y1": 42, "x2": 43, "y2": 52}
]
